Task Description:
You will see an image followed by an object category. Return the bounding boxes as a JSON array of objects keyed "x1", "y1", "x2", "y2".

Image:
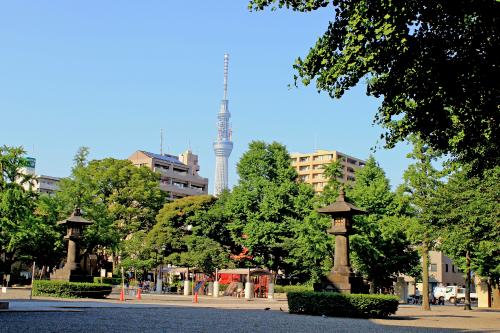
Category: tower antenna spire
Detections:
[
  {"x1": 214, "y1": 53, "x2": 233, "y2": 196},
  {"x1": 160, "y1": 128, "x2": 164, "y2": 155},
  {"x1": 223, "y1": 53, "x2": 229, "y2": 100}
]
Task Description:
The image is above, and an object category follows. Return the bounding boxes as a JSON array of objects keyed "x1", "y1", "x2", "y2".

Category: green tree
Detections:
[
  {"x1": 174, "y1": 236, "x2": 234, "y2": 277},
  {"x1": 146, "y1": 195, "x2": 216, "y2": 255},
  {"x1": 433, "y1": 166, "x2": 500, "y2": 309},
  {"x1": 0, "y1": 146, "x2": 38, "y2": 274},
  {"x1": 285, "y1": 209, "x2": 332, "y2": 283},
  {"x1": 144, "y1": 195, "x2": 233, "y2": 275},
  {"x1": 248, "y1": 0, "x2": 499, "y2": 172},
  {"x1": 57, "y1": 150, "x2": 166, "y2": 259},
  {"x1": 20, "y1": 195, "x2": 65, "y2": 270},
  {"x1": 225, "y1": 141, "x2": 315, "y2": 278},
  {"x1": 347, "y1": 156, "x2": 419, "y2": 293},
  {"x1": 120, "y1": 231, "x2": 155, "y2": 278},
  {"x1": 316, "y1": 158, "x2": 343, "y2": 206},
  {"x1": 399, "y1": 137, "x2": 443, "y2": 310}
]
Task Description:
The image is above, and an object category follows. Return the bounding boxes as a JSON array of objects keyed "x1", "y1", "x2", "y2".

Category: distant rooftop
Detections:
[{"x1": 140, "y1": 151, "x2": 184, "y2": 165}]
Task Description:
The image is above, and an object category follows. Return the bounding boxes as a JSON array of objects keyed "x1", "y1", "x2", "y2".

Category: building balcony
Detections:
[
  {"x1": 160, "y1": 183, "x2": 207, "y2": 196},
  {"x1": 154, "y1": 167, "x2": 208, "y2": 184}
]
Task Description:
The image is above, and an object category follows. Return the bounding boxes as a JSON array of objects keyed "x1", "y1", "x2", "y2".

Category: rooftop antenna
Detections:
[
  {"x1": 188, "y1": 139, "x2": 192, "y2": 152},
  {"x1": 160, "y1": 128, "x2": 164, "y2": 155},
  {"x1": 223, "y1": 53, "x2": 229, "y2": 100}
]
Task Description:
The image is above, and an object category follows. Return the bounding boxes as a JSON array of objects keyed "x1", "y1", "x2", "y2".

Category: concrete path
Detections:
[{"x1": 1, "y1": 289, "x2": 499, "y2": 332}]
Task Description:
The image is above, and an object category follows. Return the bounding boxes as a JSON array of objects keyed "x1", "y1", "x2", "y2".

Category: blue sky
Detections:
[{"x1": 0, "y1": 1, "x2": 413, "y2": 192}]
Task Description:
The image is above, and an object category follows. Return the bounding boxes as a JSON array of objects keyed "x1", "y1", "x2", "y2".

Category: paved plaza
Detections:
[{"x1": 1, "y1": 288, "x2": 499, "y2": 332}]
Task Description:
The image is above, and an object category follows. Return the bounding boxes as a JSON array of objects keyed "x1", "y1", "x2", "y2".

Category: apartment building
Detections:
[
  {"x1": 19, "y1": 157, "x2": 60, "y2": 195},
  {"x1": 35, "y1": 175, "x2": 61, "y2": 195},
  {"x1": 128, "y1": 150, "x2": 209, "y2": 200},
  {"x1": 290, "y1": 150, "x2": 366, "y2": 193}
]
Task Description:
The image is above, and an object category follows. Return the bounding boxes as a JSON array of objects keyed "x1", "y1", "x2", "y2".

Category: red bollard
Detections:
[
  {"x1": 120, "y1": 288, "x2": 125, "y2": 301},
  {"x1": 136, "y1": 288, "x2": 142, "y2": 300}
]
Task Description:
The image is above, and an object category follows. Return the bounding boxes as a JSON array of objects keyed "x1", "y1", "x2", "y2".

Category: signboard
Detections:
[
  {"x1": 100, "y1": 269, "x2": 106, "y2": 278},
  {"x1": 25, "y1": 157, "x2": 36, "y2": 169}
]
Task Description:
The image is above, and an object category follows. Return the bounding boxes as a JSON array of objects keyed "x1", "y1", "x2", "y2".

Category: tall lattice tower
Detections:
[{"x1": 213, "y1": 53, "x2": 233, "y2": 196}]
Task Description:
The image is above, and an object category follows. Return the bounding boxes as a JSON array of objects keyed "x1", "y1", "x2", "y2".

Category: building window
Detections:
[
  {"x1": 299, "y1": 157, "x2": 309, "y2": 162},
  {"x1": 445, "y1": 264, "x2": 449, "y2": 272},
  {"x1": 452, "y1": 265, "x2": 455, "y2": 273},
  {"x1": 299, "y1": 166, "x2": 310, "y2": 171},
  {"x1": 430, "y1": 264, "x2": 437, "y2": 272}
]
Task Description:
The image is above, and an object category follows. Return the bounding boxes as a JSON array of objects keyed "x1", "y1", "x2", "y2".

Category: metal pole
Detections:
[
  {"x1": 121, "y1": 266, "x2": 125, "y2": 301},
  {"x1": 30, "y1": 261, "x2": 35, "y2": 300},
  {"x1": 191, "y1": 270, "x2": 195, "y2": 302}
]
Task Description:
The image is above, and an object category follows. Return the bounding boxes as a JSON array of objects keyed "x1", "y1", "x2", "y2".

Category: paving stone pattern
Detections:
[{"x1": 0, "y1": 307, "x2": 461, "y2": 333}]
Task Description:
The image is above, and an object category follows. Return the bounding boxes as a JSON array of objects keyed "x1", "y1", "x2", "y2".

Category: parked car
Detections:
[{"x1": 433, "y1": 286, "x2": 477, "y2": 304}]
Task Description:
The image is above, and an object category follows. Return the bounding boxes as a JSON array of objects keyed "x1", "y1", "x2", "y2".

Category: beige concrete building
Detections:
[
  {"x1": 34, "y1": 175, "x2": 60, "y2": 195},
  {"x1": 19, "y1": 157, "x2": 60, "y2": 195},
  {"x1": 128, "y1": 150, "x2": 209, "y2": 200},
  {"x1": 405, "y1": 250, "x2": 466, "y2": 296},
  {"x1": 290, "y1": 150, "x2": 366, "y2": 193}
]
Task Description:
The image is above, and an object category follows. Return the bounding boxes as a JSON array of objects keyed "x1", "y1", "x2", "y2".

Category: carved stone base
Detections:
[
  {"x1": 50, "y1": 265, "x2": 93, "y2": 283},
  {"x1": 314, "y1": 271, "x2": 366, "y2": 294}
]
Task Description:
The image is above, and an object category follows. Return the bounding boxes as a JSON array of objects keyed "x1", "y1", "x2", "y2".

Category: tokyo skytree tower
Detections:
[{"x1": 213, "y1": 54, "x2": 233, "y2": 196}]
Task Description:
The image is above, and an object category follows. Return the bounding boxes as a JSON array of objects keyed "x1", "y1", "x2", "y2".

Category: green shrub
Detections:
[
  {"x1": 287, "y1": 291, "x2": 399, "y2": 319},
  {"x1": 33, "y1": 280, "x2": 112, "y2": 299},
  {"x1": 274, "y1": 285, "x2": 313, "y2": 294},
  {"x1": 93, "y1": 277, "x2": 122, "y2": 285}
]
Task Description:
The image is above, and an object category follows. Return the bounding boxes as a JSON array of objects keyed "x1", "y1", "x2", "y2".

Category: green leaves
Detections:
[
  {"x1": 57, "y1": 154, "x2": 167, "y2": 253},
  {"x1": 346, "y1": 156, "x2": 419, "y2": 290},
  {"x1": 249, "y1": 0, "x2": 500, "y2": 173},
  {"x1": 227, "y1": 141, "x2": 315, "y2": 276},
  {"x1": 432, "y1": 166, "x2": 500, "y2": 280}
]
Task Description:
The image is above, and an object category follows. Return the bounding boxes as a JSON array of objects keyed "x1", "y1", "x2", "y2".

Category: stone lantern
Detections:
[
  {"x1": 316, "y1": 188, "x2": 366, "y2": 294},
  {"x1": 50, "y1": 208, "x2": 93, "y2": 282}
]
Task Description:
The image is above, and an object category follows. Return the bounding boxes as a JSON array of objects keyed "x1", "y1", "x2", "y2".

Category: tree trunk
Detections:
[
  {"x1": 492, "y1": 279, "x2": 500, "y2": 309},
  {"x1": 464, "y1": 251, "x2": 472, "y2": 310},
  {"x1": 421, "y1": 245, "x2": 431, "y2": 311}
]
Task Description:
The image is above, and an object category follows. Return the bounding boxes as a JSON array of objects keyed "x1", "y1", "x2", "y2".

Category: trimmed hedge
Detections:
[
  {"x1": 93, "y1": 277, "x2": 122, "y2": 285},
  {"x1": 33, "y1": 280, "x2": 112, "y2": 299},
  {"x1": 288, "y1": 291, "x2": 399, "y2": 319},
  {"x1": 275, "y1": 285, "x2": 313, "y2": 294}
]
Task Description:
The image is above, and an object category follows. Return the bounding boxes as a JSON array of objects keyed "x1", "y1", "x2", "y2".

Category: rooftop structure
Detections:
[
  {"x1": 19, "y1": 157, "x2": 60, "y2": 195},
  {"x1": 213, "y1": 53, "x2": 233, "y2": 196},
  {"x1": 128, "y1": 150, "x2": 208, "y2": 200},
  {"x1": 290, "y1": 150, "x2": 366, "y2": 193}
]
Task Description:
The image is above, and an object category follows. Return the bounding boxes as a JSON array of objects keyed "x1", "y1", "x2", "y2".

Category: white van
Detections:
[{"x1": 433, "y1": 286, "x2": 477, "y2": 304}]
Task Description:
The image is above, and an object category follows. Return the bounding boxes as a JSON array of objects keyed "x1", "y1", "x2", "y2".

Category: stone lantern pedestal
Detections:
[
  {"x1": 50, "y1": 208, "x2": 93, "y2": 282},
  {"x1": 316, "y1": 189, "x2": 367, "y2": 294}
]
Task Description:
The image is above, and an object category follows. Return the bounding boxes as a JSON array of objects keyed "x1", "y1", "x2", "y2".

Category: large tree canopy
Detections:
[
  {"x1": 347, "y1": 156, "x2": 419, "y2": 292},
  {"x1": 57, "y1": 151, "x2": 166, "y2": 254},
  {"x1": 143, "y1": 195, "x2": 233, "y2": 276},
  {"x1": 0, "y1": 146, "x2": 63, "y2": 274},
  {"x1": 249, "y1": 0, "x2": 499, "y2": 172},
  {"x1": 226, "y1": 141, "x2": 315, "y2": 275}
]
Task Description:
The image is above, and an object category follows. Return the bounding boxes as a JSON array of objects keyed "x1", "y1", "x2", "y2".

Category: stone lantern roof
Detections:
[
  {"x1": 317, "y1": 188, "x2": 367, "y2": 216},
  {"x1": 57, "y1": 208, "x2": 93, "y2": 226}
]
